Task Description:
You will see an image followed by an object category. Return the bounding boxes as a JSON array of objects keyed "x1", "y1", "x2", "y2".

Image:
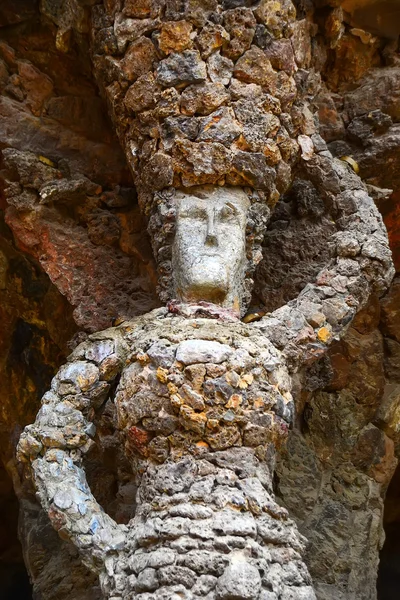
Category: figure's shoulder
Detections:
[{"x1": 67, "y1": 308, "x2": 169, "y2": 359}]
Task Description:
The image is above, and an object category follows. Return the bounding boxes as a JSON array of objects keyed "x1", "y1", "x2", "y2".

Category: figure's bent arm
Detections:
[
  {"x1": 17, "y1": 326, "x2": 132, "y2": 572},
  {"x1": 254, "y1": 151, "x2": 394, "y2": 369}
]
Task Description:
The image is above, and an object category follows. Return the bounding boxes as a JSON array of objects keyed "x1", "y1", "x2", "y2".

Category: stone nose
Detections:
[{"x1": 205, "y1": 209, "x2": 218, "y2": 246}]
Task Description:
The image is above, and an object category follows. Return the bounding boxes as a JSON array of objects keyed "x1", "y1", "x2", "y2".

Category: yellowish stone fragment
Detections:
[
  {"x1": 168, "y1": 382, "x2": 178, "y2": 395},
  {"x1": 340, "y1": 155, "x2": 359, "y2": 174},
  {"x1": 38, "y1": 155, "x2": 56, "y2": 167},
  {"x1": 317, "y1": 327, "x2": 332, "y2": 343},
  {"x1": 159, "y1": 21, "x2": 193, "y2": 55},
  {"x1": 156, "y1": 367, "x2": 168, "y2": 383},
  {"x1": 226, "y1": 394, "x2": 243, "y2": 409}
]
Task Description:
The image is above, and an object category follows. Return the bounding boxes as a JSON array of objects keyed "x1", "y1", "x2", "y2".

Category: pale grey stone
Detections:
[
  {"x1": 147, "y1": 341, "x2": 176, "y2": 367},
  {"x1": 56, "y1": 361, "x2": 99, "y2": 392},
  {"x1": 262, "y1": 562, "x2": 283, "y2": 596},
  {"x1": 158, "y1": 565, "x2": 196, "y2": 588},
  {"x1": 129, "y1": 553, "x2": 150, "y2": 575},
  {"x1": 207, "y1": 52, "x2": 234, "y2": 85},
  {"x1": 176, "y1": 340, "x2": 232, "y2": 365},
  {"x1": 212, "y1": 510, "x2": 257, "y2": 538},
  {"x1": 172, "y1": 186, "x2": 250, "y2": 311},
  {"x1": 159, "y1": 517, "x2": 191, "y2": 539},
  {"x1": 197, "y1": 107, "x2": 242, "y2": 146},
  {"x1": 85, "y1": 339, "x2": 115, "y2": 363},
  {"x1": 53, "y1": 490, "x2": 73, "y2": 509},
  {"x1": 157, "y1": 51, "x2": 207, "y2": 87},
  {"x1": 169, "y1": 503, "x2": 214, "y2": 519},
  {"x1": 146, "y1": 548, "x2": 176, "y2": 569},
  {"x1": 177, "y1": 550, "x2": 228, "y2": 576},
  {"x1": 281, "y1": 586, "x2": 317, "y2": 600},
  {"x1": 192, "y1": 575, "x2": 218, "y2": 595},
  {"x1": 216, "y1": 562, "x2": 261, "y2": 599},
  {"x1": 259, "y1": 592, "x2": 278, "y2": 600},
  {"x1": 135, "y1": 568, "x2": 159, "y2": 592}
]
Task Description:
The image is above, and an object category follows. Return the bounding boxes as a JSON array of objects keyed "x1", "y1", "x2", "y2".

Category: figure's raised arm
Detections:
[{"x1": 253, "y1": 150, "x2": 394, "y2": 369}]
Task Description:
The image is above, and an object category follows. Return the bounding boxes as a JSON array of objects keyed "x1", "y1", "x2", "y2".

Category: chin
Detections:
[
  {"x1": 183, "y1": 266, "x2": 229, "y2": 304},
  {"x1": 184, "y1": 285, "x2": 228, "y2": 304}
]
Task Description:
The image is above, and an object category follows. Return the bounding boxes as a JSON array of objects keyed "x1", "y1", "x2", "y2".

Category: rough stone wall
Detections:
[
  {"x1": 0, "y1": 1, "x2": 399, "y2": 600},
  {"x1": 276, "y1": 296, "x2": 398, "y2": 600},
  {"x1": 0, "y1": 4, "x2": 157, "y2": 596},
  {"x1": 0, "y1": 12, "x2": 158, "y2": 332}
]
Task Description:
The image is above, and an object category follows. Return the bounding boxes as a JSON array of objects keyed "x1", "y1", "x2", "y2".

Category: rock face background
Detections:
[{"x1": 0, "y1": 1, "x2": 399, "y2": 599}]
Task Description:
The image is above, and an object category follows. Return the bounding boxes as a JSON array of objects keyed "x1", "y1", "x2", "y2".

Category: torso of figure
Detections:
[
  {"x1": 110, "y1": 310, "x2": 293, "y2": 468},
  {"x1": 20, "y1": 310, "x2": 316, "y2": 600},
  {"x1": 74, "y1": 310, "x2": 313, "y2": 600}
]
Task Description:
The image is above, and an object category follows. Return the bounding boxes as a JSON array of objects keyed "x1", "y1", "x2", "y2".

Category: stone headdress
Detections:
[{"x1": 89, "y1": 0, "x2": 309, "y2": 310}]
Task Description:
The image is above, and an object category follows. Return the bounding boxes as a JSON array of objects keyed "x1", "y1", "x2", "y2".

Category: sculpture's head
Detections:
[
  {"x1": 148, "y1": 185, "x2": 271, "y2": 315},
  {"x1": 173, "y1": 187, "x2": 249, "y2": 312}
]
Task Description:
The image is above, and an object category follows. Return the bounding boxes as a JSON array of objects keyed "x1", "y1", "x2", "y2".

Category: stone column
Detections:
[{"x1": 91, "y1": 0, "x2": 305, "y2": 194}]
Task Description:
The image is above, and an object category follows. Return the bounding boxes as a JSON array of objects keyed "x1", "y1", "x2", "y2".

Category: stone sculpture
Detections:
[
  {"x1": 17, "y1": 1, "x2": 395, "y2": 599},
  {"x1": 18, "y1": 173, "x2": 393, "y2": 599}
]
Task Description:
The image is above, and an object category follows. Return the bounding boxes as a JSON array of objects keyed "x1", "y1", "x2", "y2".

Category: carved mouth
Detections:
[{"x1": 197, "y1": 250, "x2": 224, "y2": 258}]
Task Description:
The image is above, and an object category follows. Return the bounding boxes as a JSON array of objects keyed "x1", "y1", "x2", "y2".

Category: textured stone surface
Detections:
[
  {"x1": 176, "y1": 339, "x2": 233, "y2": 365},
  {"x1": 0, "y1": 2, "x2": 399, "y2": 600},
  {"x1": 18, "y1": 153, "x2": 393, "y2": 598},
  {"x1": 275, "y1": 296, "x2": 398, "y2": 600},
  {"x1": 0, "y1": 23, "x2": 158, "y2": 333},
  {"x1": 0, "y1": 211, "x2": 81, "y2": 599}
]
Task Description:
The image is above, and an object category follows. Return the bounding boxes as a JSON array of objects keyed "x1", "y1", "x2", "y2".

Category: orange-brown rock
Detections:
[
  {"x1": 180, "y1": 82, "x2": 230, "y2": 116},
  {"x1": 195, "y1": 23, "x2": 230, "y2": 59},
  {"x1": 124, "y1": 73, "x2": 160, "y2": 113},
  {"x1": 159, "y1": 20, "x2": 193, "y2": 55},
  {"x1": 324, "y1": 32, "x2": 381, "y2": 90},
  {"x1": 121, "y1": 37, "x2": 158, "y2": 82},
  {"x1": 123, "y1": 0, "x2": 160, "y2": 19},
  {"x1": 233, "y1": 46, "x2": 276, "y2": 91},
  {"x1": 222, "y1": 7, "x2": 256, "y2": 60}
]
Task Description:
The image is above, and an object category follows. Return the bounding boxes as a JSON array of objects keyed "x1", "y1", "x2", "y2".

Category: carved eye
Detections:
[
  {"x1": 180, "y1": 206, "x2": 207, "y2": 220},
  {"x1": 220, "y1": 203, "x2": 237, "y2": 221}
]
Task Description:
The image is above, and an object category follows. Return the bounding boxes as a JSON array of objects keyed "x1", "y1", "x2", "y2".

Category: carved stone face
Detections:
[{"x1": 172, "y1": 186, "x2": 250, "y2": 311}]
